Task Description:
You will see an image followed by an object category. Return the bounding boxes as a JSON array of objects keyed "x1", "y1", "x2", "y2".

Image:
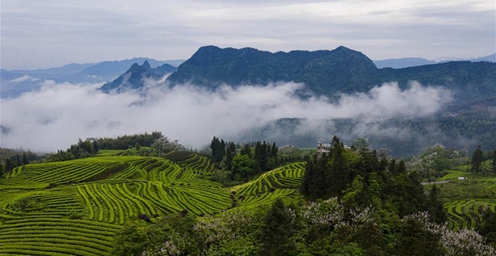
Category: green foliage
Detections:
[
  {"x1": 111, "y1": 223, "x2": 147, "y2": 256},
  {"x1": 476, "y1": 208, "x2": 496, "y2": 247},
  {"x1": 396, "y1": 217, "x2": 445, "y2": 256},
  {"x1": 258, "y1": 198, "x2": 296, "y2": 256},
  {"x1": 231, "y1": 154, "x2": 254, "y2": 180},
  {"x1": 471, "y1": 146, "x2": 485, "y2": 173},
  {"x1": 1, "y1": 134, "x2": 494, "y2": 255}
]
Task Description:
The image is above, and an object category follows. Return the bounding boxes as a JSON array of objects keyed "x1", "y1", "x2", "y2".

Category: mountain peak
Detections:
[
  {"x1": 142, "y1": 60, "x2": 151, "y2": 69},
  {"x1": 129, "y1": 63, "x2": 140, "y2": 70}
]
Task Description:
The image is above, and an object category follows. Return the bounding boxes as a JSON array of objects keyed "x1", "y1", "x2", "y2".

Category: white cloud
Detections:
[
  {"x1": 1, "y1": 0, "x2": 494, "y2": 69},
  {"x1": 0, "y1": 81, "x2": 452, "y2": 152},
  {"x1": 9, "y1": 75, "x2": 39, "y2": 83}
]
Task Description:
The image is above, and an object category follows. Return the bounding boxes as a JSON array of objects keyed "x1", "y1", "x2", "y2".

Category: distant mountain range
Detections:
[
  {"x1": 373, "y1": 53, "x2": 495, "y2": 68},
  {"x1": 0, "y1": 58, "x2": 184, "y2": 98},
  {"x1": 2, "y1": 46, "x2": 495, "y2": 155},
  {"x1": 97, "y1": 45, "x2": 495, "y2": 155},
  {"x1": 161, "y1": 46, "x2": 494, "y2": 102}
]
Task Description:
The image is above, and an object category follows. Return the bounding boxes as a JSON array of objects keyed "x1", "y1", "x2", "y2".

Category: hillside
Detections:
[{"x1": 0, "y1": 150, "x2": 304, "y2": 255}]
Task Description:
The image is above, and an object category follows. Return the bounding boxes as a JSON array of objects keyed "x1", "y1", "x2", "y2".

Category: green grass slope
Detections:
[{"x1": 0, "y1": 152, "x2": 305, "y2": 255}]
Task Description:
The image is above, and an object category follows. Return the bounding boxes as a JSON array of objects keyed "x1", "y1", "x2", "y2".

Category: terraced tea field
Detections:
[
  {"x1": 0, "y1": 151, "x2": 306, "y2": 255},
  {"x1": 438, "y1": 164, "x2": 496, "y2": 231}
]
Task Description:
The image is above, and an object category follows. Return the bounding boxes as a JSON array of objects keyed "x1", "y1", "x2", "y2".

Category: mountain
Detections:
[
  {"x1": 78, "y1": 57, "x2": 170, "y2": 81},
  {"x1": 470, "y1": 53, "x2": 496, "y2": 63},
  {"x1": 167, "y1": 46, "x2": 495, "y2": 100},
  {"x1": 166, "y1": 45, "x2": 380, "y2": 96},
  {"x1": 373, "y1": 58, "x2": 436, "y2": 68},
  {"x1": 1, "y1": 58, "x2": 181, "y2": 98},
  {"x1": 374, "y1": 54, "x2": 495, "y2": 69},
  {"x1": 99, "y1": 61, "x2": 177, "y2": 93}
]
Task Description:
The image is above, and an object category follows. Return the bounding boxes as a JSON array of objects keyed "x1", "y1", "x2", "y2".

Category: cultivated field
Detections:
[{"x1": 0, "y1": 151, "x2": 305, "y2": 255}]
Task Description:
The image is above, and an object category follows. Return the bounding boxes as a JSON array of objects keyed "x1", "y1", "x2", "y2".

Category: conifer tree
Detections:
[
  {"x1": 426, "y1": 184, "x2": 447, "y2": 224},
  {"x1": 327, "y1": 136, "x2": 351, "y2": 199},
  {"x1": 258, "y1": 198, "x2": 295, "y2": 256},
  {"x1": 471, "y1": 145, "x2": 484, "y2": 173},
  {"x1": 225, "y1": 142, "x2": 237, "y2": 171},
  {"x1": 4, "y1": 159, "x2": 15, "y2": 173},
  {"x1": 492, "y1": 149, "x2": 496, "y2": 174},
  {"x1": 22, "y1": 152, "x2": 29, "y2": 165}
]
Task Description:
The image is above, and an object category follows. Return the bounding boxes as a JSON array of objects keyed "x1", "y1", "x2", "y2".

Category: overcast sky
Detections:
[{"x1": 1, "y1": 0, "x2": 495, "y2": 69}]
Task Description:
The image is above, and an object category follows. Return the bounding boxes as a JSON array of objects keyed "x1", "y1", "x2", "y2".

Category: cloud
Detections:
[
  {"x1": 9, "y1": 75, "x2": 39, "y2": 83},
  {"x1": 1, "y1": 0, "x2": 494, "y2": 69},
  {"x1": 0, "y1": 80, "x2": 452, "y2": 152}
]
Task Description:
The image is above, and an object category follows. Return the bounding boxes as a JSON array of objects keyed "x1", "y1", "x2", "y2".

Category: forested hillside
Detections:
[{"x1": 1, "y1": 134, "x2": 494, "y2": 255}]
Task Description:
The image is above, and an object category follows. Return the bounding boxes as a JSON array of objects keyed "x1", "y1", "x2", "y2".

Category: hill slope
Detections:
[{"x1": 0, "y1": 151, "x2": 304, "y2": 255}]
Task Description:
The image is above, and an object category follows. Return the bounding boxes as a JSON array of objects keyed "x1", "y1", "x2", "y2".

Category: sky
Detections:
[{"x1": 1, "y1": 0, "x2": 495, "y2": 70}]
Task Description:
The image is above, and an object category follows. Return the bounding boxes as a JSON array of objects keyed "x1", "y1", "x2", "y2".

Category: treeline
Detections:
[
  {"x1": 93, "y1": 132, "x2": 164, "y2": 150},
  {"x1": 47, "y1": 132, "x2": 168, "y2": 162},
  {"x1": 301, "y1": 136, "x2": 446, "y2": 222},
  {"x1": 470, "y1": 146, "x2": 496, "y2": 174},
  {"x1": 210, "y1": 137, "x2": 286, "y2": 182},
  {"x1": 0, "y1": 150, "x2": 39, "y2": 177}
]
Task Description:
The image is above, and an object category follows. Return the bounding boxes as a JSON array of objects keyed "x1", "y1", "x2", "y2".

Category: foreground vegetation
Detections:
[{"x1": 0, "y1": 134, "x2": 494, "y2": 255}]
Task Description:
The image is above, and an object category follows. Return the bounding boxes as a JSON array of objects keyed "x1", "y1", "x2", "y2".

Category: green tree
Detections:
[
  {"x1": 22, "y1": 152, "x2": 29, "y2": 165},
  {"x1": 476, "y1": 208, "x2": 496, "y2": 247},
  {"x1": 210, "y1": 137, "x2": 224, "y2": 163},
  {"x1": 327, "y1": 136, "x2": 351, "y2": 199},
  {"x1": 240, "y1": 144, "x2": 251, "y2": 157},
  {"x1": 396, "y1": 217, "x2": 444, "y2": 256},
  {"x1": 254, "y1": 142, "x2": 268, "y2": 173},
  {"x1": 426, "y1": 184, "x2": 447, "y2": 224},
  {"x1": 492, "y1": 149, "x2": 496, "y2": 174},
  {"x1": 111, "y1": 223, "x2": 147, "y2": 256},
  {"x1": 300, "y1": 158, "x2": 321, "y2": 199},
  {"x1": 4, "y1": 158, "x2": 15, "y2": 173},
  {"x1": 471, "y1": 145, "x2": 484, "y2": 173},
  {"x1": 258, "y1": 198, "x2": 295, "y2": 256},
  {"x1": 135, "y1": 143, "x2": 141, "y2": 152},
  {"x1": 225, "y1": 142, "x2": 237, "y2": 171},
  {"x1": 231, "y1": 154, "x2": 254, "y2": 179}
]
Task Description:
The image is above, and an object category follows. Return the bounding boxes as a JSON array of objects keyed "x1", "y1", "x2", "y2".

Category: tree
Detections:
[
  {"x1": 300, "y1": 158, "x2": 323, "y2": 199},
  {"x1": 351, "y1": 138, "x2": 370, "y2": 151},
  {"x1": 135, "y1": 143, "x2": 141, "y2": 152},
  {"x1": 471, "y1": 146, "x2": 484, "y2": 173},
  {"x1": 476, "y1": 208, "x2": 496, "y2": 247},
  {"x1": 225, "y1": 142, "x2": 237, "y2": 171},
  {"x1": 4, "y1": 158, "x2": 15, "y2": 173},
  {"x1": 210, "y1": 137, "x2": 224, "y2": 163},
  {"x1": 152, "y1": 137, "x2": 170, "y2": 157},
  {"x1": 240, "y1": 144, "x2": 251, "y2": 157},
  {"x1": 254, "y1": 142, "x2": 268, "y2": 173},
  {"x1": 271, "y1": 142, "x2": 278, "y2": 159},
  {"x1": 426, "y1": 184, "x2": 447, "y2": 224},
  {"x1": 231, "y1": 154, "x2": 253, "y2": 179},
  {"x1": 396, "y1": 217, "x2": 444, "y2": 256},
  {"x1": 327, "y1": 136, "x2": 351, "y2": 199},
  {"x1": 492, "y1": 149, "x2": 496, "y2": 174},
  {"x1": 15, "y1": 154, "x2": 22, "y2": 167},
  {"x1": 22, "y1": 152, "x2": 29, "y2": 165},
  {"x1": 258, "y1": 198, "x2": 296, "y2": 256}
]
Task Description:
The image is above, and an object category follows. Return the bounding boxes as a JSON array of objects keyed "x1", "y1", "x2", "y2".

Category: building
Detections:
[{"x1": 317, "y1": 142, "x2": 331, "y2": 157}]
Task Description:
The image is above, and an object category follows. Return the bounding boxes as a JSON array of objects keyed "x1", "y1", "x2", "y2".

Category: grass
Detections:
[{"x1": 438, "y1": 161, "x2": 496, "y2": 231}]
